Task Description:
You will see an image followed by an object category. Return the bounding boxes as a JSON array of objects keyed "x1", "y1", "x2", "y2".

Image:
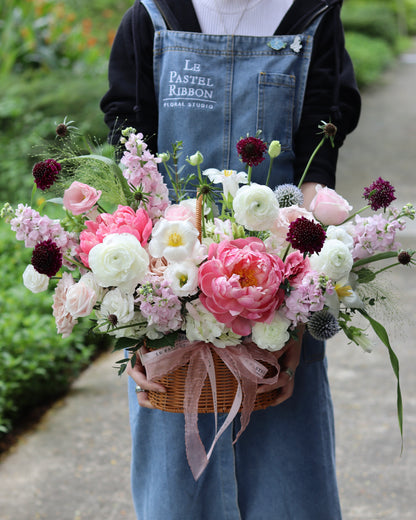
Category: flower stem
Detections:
[
  {"x1": 297, "y1": 137, "x2": 325, "y2": 189},
  {"x1": 352, "y1": 251, "x2": 399, "y2": 269},
  {"x1": 247, "y1": 166, "x2": 253, "y2": 184},
  {"x1": 265, "y1": 158, "x2": 274, "y2": 187}
]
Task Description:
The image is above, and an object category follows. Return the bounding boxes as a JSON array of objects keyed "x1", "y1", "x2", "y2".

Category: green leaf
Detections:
[
  {"x1": 113, "y1": 337, "x2": 140, "y2": 352},
  {"x1": 358, "y1": 309, "x2": 403, "y2": 452},
  {"x1": 146, "y1": 332, "x2": 179, "y2": 349}
]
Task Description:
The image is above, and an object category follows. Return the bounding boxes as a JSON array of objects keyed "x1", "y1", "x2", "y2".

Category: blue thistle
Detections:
[
  {"x1": 307, "y1": 310, "x2": 340, "y2": 340},
  {"x1": 274, "y1": 184, "x2": 304, "y2": 208}
]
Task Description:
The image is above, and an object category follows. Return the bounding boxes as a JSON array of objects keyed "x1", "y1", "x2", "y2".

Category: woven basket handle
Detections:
[{"x1": 195, "y1": 191, "x2": 203, "y2": 242}]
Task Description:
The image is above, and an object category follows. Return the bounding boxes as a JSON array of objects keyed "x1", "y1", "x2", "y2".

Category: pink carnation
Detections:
[
  {"x1": 198, "y1": 237, "x2": 286, "y2": 336},
  {"x1": 78, "y1": 205, "x2": 152, "y2": 268}
]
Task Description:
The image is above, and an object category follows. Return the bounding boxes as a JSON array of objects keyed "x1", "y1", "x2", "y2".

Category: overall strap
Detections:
[{"x1": 140, "y1": 0, "x2": 168, "y2": 31}]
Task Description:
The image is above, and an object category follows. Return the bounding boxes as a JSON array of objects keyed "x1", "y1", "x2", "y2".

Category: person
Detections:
[{"x1": 100, "y1": 1, "x2": 361, "y2": 519}]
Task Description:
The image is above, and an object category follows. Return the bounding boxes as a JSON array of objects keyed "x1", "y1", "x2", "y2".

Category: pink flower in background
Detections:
[
  {"x1": 198, "y1": 237, "x2": 285, "y2": 336},
  {"x1": 78, "y1": 205, "x2": 152, "y2": 268},
  {"x1": 52, "y1": 272, "x2": 77, "y2": 337},
  {"x1": 63, "y1": 181, "x2": 102, "y2": 215},
  {"x1": 309, "y1": 185, "x2": 352, "y2": 225}
]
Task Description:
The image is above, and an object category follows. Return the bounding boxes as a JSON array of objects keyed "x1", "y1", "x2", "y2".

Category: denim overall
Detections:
[{"x1": 128, "y1": 2, "x2": 342, "y2": 519}]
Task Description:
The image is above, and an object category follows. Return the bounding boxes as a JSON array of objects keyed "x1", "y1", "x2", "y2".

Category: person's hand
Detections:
[
  {"x1": 126, "y1": 350, "x2": 166, "y2": 409},
  {"x1": 256, "y1": 325, "x2": 305, "y2": 405}
]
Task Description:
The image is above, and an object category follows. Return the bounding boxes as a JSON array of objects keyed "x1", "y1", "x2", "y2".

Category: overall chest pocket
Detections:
[{"x1": 257, "y1": 72, "x2": 296, "y2": 151}]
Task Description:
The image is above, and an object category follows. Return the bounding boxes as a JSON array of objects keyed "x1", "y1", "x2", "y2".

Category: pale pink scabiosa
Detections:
[
  {"x1": 363, "y1": 177, "x2": 396, "y2": 211},
  {"x1": 198, "y1": 237, "x2": 286, "y2": 336},
  {"x1": 52, "y1": 272, "x2": 77, "y2": 337},
  {"x1": 236, "y1": 136, "x2": 267, "y2": 167},
  {"x1": 32, "y1": 159, "x2": 61, "y2": 190},
  {"x1": 136, "y1": 275, "x2": 182, "y2": 334},
  {"x1": 77, "y1": 205, "x2": 152, "y2": 268},
  {"x1": 286, "y1": 217, "x2": 326, "y2": 255}
]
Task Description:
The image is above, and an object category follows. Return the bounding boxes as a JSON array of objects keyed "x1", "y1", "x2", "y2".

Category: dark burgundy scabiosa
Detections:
[
  {"x1": 363, "y1": 177, "x2": 396, "y2": 211},
  {"x1": 398, "y1": 250, "x2": 412, "y2": 265},
  {"x1": 236, "y1": 136, "x2": 267, "y2": 167},
  {"x1": 32, "y1": 159, "x2": 62, "y2": 191},
  {"x1": 31, "y1": 239, "x2": 63, "y2": 277},
  {"x1": 286, "y1": 217, "x2": 326, "y2": 255}
]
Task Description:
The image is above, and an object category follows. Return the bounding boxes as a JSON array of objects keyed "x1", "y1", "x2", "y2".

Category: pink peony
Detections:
[
  {"x1": 309, "y1": 185, "x2": 352, "y2": 225},
  {"x1": 198, "y1": 237, "x2": 286, "y2": 336},
  {"x1": 77, "y1": 205, "x2": 152, "y2": 268},
  {"x1": 63, "y1": 181, "x2": 102, "y2": 215},
  {"x1": 283, "y1": 251, "x2": 311, "y2": 287}
]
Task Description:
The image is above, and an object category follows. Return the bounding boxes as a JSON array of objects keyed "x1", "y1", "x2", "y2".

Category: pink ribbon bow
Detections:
[{"x1": 140, "y1": 339, "x2": 280, "y2": 480}]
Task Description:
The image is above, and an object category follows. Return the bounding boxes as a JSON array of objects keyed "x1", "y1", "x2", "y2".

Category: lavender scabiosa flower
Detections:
[{"x1": 363, "y1": 177, "x2": 396, "y2": 211}]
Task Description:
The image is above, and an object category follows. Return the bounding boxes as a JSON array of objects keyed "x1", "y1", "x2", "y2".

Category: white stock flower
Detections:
[
  {"x1": 251, "y1": 312, "x2": 291, "y2": 351},
  {"x1": 184, "y1": 299, "x2": 241, "y2": 348},
  {"x1": 233, "y1": 183, "x2": 279, "y2": 231},
  {"x1": 203, "y1": 168, "x2": 248, "y2": 198},
  {"x1": 23, "y1": 264, "x2": 49, "y2": 293},
  {"x1": 310, "y1": 238, "x2": 353, "y2": 283},
  {"x1": 164, "y1": 261, "x2": 199, "y2": 297},
  {"x1": 149, "y1": 218, "x2": 200, "y2": 263},
  {"x1": 89, "y1": 233, "x2": 149, "y2": 293}
]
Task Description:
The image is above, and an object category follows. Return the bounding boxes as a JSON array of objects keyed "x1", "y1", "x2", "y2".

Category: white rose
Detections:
[
  {"x1": 23, "y1": 264, "x2": 49, "y2": 293},
  {"x1": 89, "y1": 233, "x2": 149, "y2": 293},
  {"x1": 65, "y1": 281, "x2": 97, "y2": 318},
  {"x1": 184, "y1": 300, "x2": 241, "y2": 348},
  {"x1": 233, "y1": 183, "x2": 279, "y2": 231},
  {"x1": 310, "y1": 238, "x2": 353, "y2": 283},
  {"x1": 252, "y1": 312, "x2": 291, "y2": 351},
  {"x1": 164, "y1": 261, "x2": 199, "y2": 297}
]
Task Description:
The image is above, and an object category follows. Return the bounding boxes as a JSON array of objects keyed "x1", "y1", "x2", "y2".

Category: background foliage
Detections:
[{"x1": 0, "y1": 0, "x2": 414, "y2": 438}]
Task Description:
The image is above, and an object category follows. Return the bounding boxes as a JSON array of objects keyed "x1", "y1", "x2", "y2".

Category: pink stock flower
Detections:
[
  {"x1": 309, "y1": 185, "x2": 352, "y2": 225},
  {"x1": 198, "y1": 237, "x2": 286, "y2": 336},
  {"x1": 78, "y1": 205, "x2": 152, "y2": 268},
  {"x1": 63, "y1": 181, "x2": 102, "y2": 215}
]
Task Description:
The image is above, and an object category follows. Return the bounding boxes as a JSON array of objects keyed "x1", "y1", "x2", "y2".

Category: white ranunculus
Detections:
[
  {"x1": 164, "y1": 261, "x2": 199, "y2": 297},
  {"x1": 184, "y1": 300, "x2": 241, "y2": 348},
  {"x1": 203, "y1": 168, "x2": 248, "y2": 198},
  {"x1": 310, "y1": 238, "x2": 353, "y2": 283},
  {"x1": 89, "y1": 233, "x2": 149, "y2": 293},
  {"x1": 23, "y1": 264, "x2": 49, "y2": 293},
  {"x1": 65, "y1": 281, "x2": 97, "y2": 318},
  {"x1": 326, "y1": 225, "x2": 354, "y2": 251},
  {"x1": 251, "y1": 312, "x2": 291, "y2": 351},
  {"x1": 233, "y1": 183, "x2": 279, "y2": 231},
  {"x1": 149, "y1": 218, "x2": 199, "y2": 263},
  {"x1": 96, "y1": 288, "x2": 142, "y2": 338}
]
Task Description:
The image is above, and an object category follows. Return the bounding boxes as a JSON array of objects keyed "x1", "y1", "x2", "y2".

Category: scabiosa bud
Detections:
[
  {"x1": 268, "y1": 140, "x2": 281, "y2": 159},
  {"x1": 274, "y1": 184, "x2": 304, "y2": 208},
  {"x1": 31, "y1": 239, "x2": 63, "y2": 277},
  {"x1": 307, "y1": 310, "x2": 340, "y2": 340},
  {"x1": 286, "y1": 217, "x2": 326, "y2": 255},
  {"x1": 236, "y1": 136, "x2": 267, "y2": 167},
  {"x1": 398, "y1": 250, "x2": 412, "y2": 265},
  {"x1": 32, "y1": 159, "x2": 61, "y2": 191},
  {"x1": 363, "y1": 177, "x2": 396, "y2": 211}
]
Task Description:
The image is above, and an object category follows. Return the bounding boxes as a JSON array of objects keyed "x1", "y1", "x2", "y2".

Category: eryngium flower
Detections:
[
  {"x1": 363, "y1": 177, "x2": 396, "y2": 211},
  {"x1": 274, "y1": 184, "x2": 304, "y2": 208},
  {"x1": 236, "y1": 136, "x2": 267, "y2": 167},
  {"x1": 286, "y1": 217, "x2": 326, "y2": 255},
  {"x1": 32, "y1": 159, "x2": 61, "y2": 190},
  {"x1": 307, "y1": 310, "x2": 340, "y2": 340},
  {"x1": 31, "y1": 239, "x2": 63, "y2": 277}
]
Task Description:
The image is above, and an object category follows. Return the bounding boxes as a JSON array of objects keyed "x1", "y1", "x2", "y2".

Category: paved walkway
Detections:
[{"x1": 1, "y1": 49, "x2": 416, "y2": 520}]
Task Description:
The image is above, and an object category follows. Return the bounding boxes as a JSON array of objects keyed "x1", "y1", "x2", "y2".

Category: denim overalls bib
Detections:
[
  {"x1": 142, "y1": 0, "x2": 323, "y2": 191},
  {"x1": 128, "y1": 3, "x2": 342, "y2": 519}
]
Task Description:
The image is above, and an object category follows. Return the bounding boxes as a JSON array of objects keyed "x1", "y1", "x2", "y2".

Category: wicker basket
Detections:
[{"x1": 147, "y1": 347, "x2": 279, "y2": 413}]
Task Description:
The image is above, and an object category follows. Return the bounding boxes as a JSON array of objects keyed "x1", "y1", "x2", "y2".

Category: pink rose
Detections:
[
  {"x1": 309, "y1": 186, "x2": 352, "y2": 225},
  {"x1": 65, "y1": 281, "x2": 97, "y2": 318},
  {"x1": 77, "y1": 205, "x2": 152, "y2": 268},
  {"x1": 283, "y1": 251, "x2": 311, "y2": 287},
  {"x1": 198, "y1": 237, "x2": 285, "y2": 336},
  {"x1": 63, "y1": 181, "x2": 102, "y2": 215}
]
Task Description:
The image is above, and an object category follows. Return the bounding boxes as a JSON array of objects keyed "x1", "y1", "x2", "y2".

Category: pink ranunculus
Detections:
[
  {"x1": 77, "y1": 205, "x2": 152, "y2": 268},
  {"x1": 283, "y1": 251, "x2": 311, "y2": 287},
  {"x1": 198, "y1": 237, "x2": 286, "y2": 336},
  {"x1": 63, "y1": 181, "x2": 102, "y2": 215},
  {"x1": 309, "y1": 185, "x2": 352, "y2": 225},
  {"x1": 65, "y1": 281, "x2": 97, "y2": 318}
]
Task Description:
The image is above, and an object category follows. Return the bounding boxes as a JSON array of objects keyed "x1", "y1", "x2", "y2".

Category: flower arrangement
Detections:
[{"x1": 2, "y1": 120, "x2": 414, "y2": 478}]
